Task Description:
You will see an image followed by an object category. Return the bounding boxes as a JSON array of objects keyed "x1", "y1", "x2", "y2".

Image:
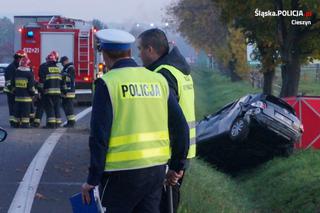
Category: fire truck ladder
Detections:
[{"x1": 78, "y1": 31, "x2": 90, "y2": 76}]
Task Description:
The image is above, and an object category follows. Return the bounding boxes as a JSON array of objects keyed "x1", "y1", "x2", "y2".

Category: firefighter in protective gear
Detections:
[
  {"x1": 11, "y1": 57, "x2": 36, "y2": 128},
  {"x1": 32, "y1": 57, "x2": 49, "y2": 127},
  {"x1": 81, "y1": 29, "x2": 189, "y2": 213},
  {"x1": 40, "y1": 51, "x2": 64, "y2": 128},
  {"x1": 60, "y1": 56, "x2": 76, "y2": 127},
  {"x1": 4, "y1": 50, "x2": 27, "y2": 127},
  {"x1": 138, "y1": 28, "x2": 196, "y2": 213}
]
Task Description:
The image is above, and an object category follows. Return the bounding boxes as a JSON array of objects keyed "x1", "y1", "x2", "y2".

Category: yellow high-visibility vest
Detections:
[
  {"x1": 101, "y1": 67, "x2": 171, "y2": 171},
  {"x1": 155, "y1": 65, "x2": 196, "y2": 158}
]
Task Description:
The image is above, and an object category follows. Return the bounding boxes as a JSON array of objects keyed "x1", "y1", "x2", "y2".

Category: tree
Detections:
[
  {"x1": 274, "y1": 0, "x2": 320, "y2": 97},
  {"x1": 214, "y1": 0, "x2": 320, "y2": 97},
  {"x1": 0, "y1": 17, "x2": 14, "y2": 62},
  {"x1": 215, "y1": 0, "x2": 280, "y2": 95},
  {"x1": 92, "y1": 19, "x2": 107, "y2": 30},
  {"x1": 167, "y1": 0, "x2": 249, "y2": 81}
]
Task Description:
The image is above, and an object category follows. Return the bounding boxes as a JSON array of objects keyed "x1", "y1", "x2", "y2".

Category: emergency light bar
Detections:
[{"x1": 27, "y1": 31, "x2": 34, "y2": 38}]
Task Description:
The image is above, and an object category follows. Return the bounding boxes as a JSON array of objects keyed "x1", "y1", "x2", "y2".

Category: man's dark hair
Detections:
[{"x1": 138, "y1": 28, "x2": 169, "y2": 56}]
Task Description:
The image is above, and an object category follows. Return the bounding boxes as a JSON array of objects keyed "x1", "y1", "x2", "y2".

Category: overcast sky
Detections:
[{"x1": 1, "y1": 0, "x2": 174, "y2": 24}]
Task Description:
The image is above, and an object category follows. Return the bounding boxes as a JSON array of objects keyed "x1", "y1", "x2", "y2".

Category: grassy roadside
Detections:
[
  {"x1": 179, "y1": 67, "x2": 320, "y2": 212},
  {"x1": 238, "y1": 150, "x2": 320, "y2": 212},
  {"x1": 179, "y1": 160, "x2": 252, "y2": 213},
  {"x1": 191, "y1": 66, "x2": 259, "y2": 120}
]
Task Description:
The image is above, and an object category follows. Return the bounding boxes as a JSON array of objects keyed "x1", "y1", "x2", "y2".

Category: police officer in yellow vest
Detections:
[
  {"x1": 138, "y1": 28, "x2": 196, "y2": 213},
  {"x1": 81, "y1": 29, "x2": 190, "y2": 213}
]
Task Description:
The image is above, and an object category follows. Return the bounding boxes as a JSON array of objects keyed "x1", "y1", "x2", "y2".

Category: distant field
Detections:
[
  {"x1": 272, "y1": 66, "x2": 320, "y2": 96},
  {"x1": 179, "y1": 67, "x2": 320, "y2": 213}
]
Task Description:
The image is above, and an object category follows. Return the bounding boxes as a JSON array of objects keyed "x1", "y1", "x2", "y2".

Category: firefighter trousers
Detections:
[
  {"x1": 14, "y1": 101, "x2": 32, "y2": 127},
  {"x1": 34, "y1": 96, "x2": 45, "y2": 126},
  {"x1": 62, "y1": 97, "x2": 75, "y2": 125},
  {"x1": 44, "y1": 95, "x2": 61, "y2": 127},
  {"x1": 6, "y1": 93, "x2": 16, "y2": 124},
  {"x1": 30, "y1": 102, "x2": 35, "y2": 123}
]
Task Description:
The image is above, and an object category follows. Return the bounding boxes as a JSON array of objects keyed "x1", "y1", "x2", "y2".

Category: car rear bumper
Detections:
[{"x1": 252, "y1": 113, "x2": 301, "y2": 142}]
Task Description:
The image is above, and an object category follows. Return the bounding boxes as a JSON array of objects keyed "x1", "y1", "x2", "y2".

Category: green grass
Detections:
[
  {"x1": 238, "y1": 150, "x2": 320, "y2": 212},
  {"x1": 273, "y1": 67, "x2": 320, "y2": 96},
  {"x1": 299, "y1": 70, "x2": 320, "y2": 95},
  {"x1": 191, "y1": 66, "x2": 259, "y2": 120},
  {"x1": 181, "y1": 151, "x2": 320, "y2": 213},
  {"x1": 179, "y1": 67, "x2": 320, "y2": 212},
  {"x1": 179, "y1": 160, "x2": 251, "y2": 213}
]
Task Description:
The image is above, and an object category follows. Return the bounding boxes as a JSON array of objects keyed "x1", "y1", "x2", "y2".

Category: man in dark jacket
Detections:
[
  {"x1": 138, "y1": 28, "x2": 196, "y2": 213},
  {"x1": 40, "y1": 51, "x2": 63, "y2": 128},
  {"x1": 60, "y1": 56, "x2": 76, "y2": 127},
  {"x1": 11, "y1": 57, "x2": 36, "y2": 128},
  {"x1": 4, "y1": 50, "x2": 27, "y2": 127}
]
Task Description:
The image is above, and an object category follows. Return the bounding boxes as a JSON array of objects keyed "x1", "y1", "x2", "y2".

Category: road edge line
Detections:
[{"x1": 8, "y1": 107, "x2": 92, "y2": 213}]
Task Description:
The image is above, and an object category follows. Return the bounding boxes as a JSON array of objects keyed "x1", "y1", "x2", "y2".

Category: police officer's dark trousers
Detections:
[
  {"x1": 99, "y1": 165, "x2": 166, "y2": 213},
  {"x1": 62, "y1": 97, "x2": 75, "y2": 126},
  {"x1": 44, "y1": 95, "x2": 61, "y2": 128},
  {"x1": 6, "y1": 93, "x2": 16, "y2": 125},
  {"x1": 14, "y1": 101, "x2": 31, "y2": 128}
]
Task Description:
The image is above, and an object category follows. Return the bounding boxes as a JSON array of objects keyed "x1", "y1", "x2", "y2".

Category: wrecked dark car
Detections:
[{"x1": 196, "y1": 93, "x2": 304, "y2": 174}]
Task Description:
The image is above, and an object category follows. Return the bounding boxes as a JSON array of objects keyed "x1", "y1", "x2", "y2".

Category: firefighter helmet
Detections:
[
  {"x1": 19, "y1": 57, "x2": 31, "y2": 67},
  {"x1": 14, "y1": 50, "x2": 27, "y2": 58},
  {"x1": 51, "y1": 51, "x2": 59, "y2": 62},
  {"x1": 47, "y1": 51, "x2": 59, "y2": 62}
]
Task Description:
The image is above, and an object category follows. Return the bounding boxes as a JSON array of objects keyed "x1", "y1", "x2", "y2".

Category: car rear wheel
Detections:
[{"x1": 229, "y1": 118, "x2": 249, "y2": 142}]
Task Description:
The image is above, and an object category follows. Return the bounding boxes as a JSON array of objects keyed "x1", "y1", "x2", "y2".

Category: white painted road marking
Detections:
[{"x1": 8, "y1": 107, "x2": 92, "y2": 213}]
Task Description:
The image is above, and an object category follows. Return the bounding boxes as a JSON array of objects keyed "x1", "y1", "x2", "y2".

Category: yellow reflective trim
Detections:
[
  {"x1": 3, "y1": 87, "x2": 11, "y2": 93},
  {"x1": 21, "y1": 117, "x2": 30, "y2": 123},
  {"x1": 107, "y1": 146, "x2": 170, "y2": 163},
  {"x1": 187, "y1": 144, "x2": 196, "y2": 158},
  {"x1": 67, "y1": 115, "x2": 76, "y2": 120},
  {"x1": 65, "y1": 93, "x2": 76, "y2": 98},
  {"x1": 109, "y1": 131, "x2": 169, "y2": 148},
  {"x1": 47, "y1": 117, "x2": 56, "y2": 123},
  {"x1": 46, "y1": 76, "x2": 62, "y2": 80},
  {"x1": 45, "y1": 88, "x2": 61, "y2": 94},
  {"x1": 15, "y1": 79, "x2": 28, "y2": 88},
  {"x1": 34, "y1": 119, "x2": 41, "y2": 123},
  {"x1": 190, "y1": 128, "x2": 196, "y2": 138},
  {"x1": 48, "y1": 67, "x2": 60, "y2": 73},
  {"x1": 15, "y1": 97, "x2": 32, "y2": 102}
]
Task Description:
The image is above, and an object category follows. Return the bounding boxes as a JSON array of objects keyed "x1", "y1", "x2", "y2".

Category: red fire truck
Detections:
[{"x1": 14, "y1": 15, "x2": 100, "y2": 102}]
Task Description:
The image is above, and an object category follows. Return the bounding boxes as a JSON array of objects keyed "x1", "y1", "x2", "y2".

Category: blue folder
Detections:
[{"x1": 70, "y1": 190, "x2": 99, "y2": 213}]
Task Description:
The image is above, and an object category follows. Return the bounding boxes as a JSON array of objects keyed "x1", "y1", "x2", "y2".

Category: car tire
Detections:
[{"x1": 229, "y1": 118, "x2": 250, "y2": 142}]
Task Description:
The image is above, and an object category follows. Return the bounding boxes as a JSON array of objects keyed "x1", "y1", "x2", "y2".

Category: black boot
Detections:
[
  {"x1": 43, "y1": 123, "x2": 56, "y2": 129},
  {"x1": 20, "y1": 123, "x2": 31, "y2": 128},
  {"x1": 63, "y1": 120, "x2": 75, "y2": 128}
]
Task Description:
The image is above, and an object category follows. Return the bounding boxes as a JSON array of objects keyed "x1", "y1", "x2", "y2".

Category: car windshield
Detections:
[{"x1": 0, "y1": 67, "x2": 5, "y2": 74}]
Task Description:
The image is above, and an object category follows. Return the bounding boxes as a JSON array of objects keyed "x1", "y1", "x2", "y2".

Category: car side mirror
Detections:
[{"x1": 0, "y1": 128, "x2": 7, "y2": 142}]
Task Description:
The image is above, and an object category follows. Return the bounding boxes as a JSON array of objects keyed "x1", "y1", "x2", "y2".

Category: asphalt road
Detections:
[{"x1": 0, "y1": 93, "x2": 92, "y2": 213}]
